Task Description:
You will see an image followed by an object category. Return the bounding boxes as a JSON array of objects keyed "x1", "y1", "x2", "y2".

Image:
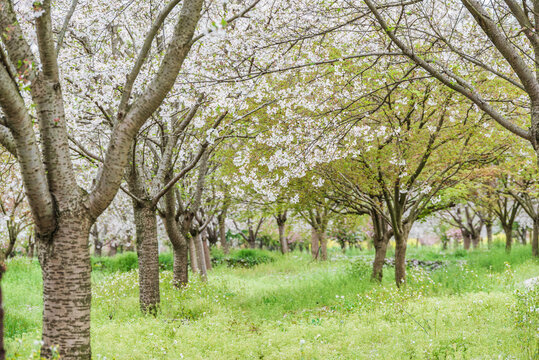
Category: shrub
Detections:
[
  {"x1": 91, "y1": 252, "x2": 138, "y2": 273},
  {"x1": 210, "y1": 247, "x2": 226, "y2": 266},
  {"x1": 158, "y1": 253, "x2": 173, "y2": 271},
  {"x1": 347, "y1": 258, "x2": 372, "y2": 279},
  {"x1": 225, "y1": 249, "x2": 275, "y2": 268}
]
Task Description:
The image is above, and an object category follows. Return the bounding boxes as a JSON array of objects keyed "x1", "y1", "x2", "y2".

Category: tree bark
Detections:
[
  {"x1": 372, "y1": 235, "x2": 389, "y2": 282},
  {"x1": 28, "y1": 235, "x2": 34, "y2": 258},
  {"x1": 189, "y1": 235, "x2": 198, "y2": 273},
  {"x1": 394, "y1": 226, "x2": 410, "y2": 287},
  {"x1": 311, "y1": 227, "x2": 320, "y2": 260},
  {"x1": 462, "y1": 233, "x2": 471, "y2": 250},
  {"x1": 193, "y1": 231, "x2": 207, "y2": 281},
  {"x1": 38, "y1": 214, "x2": 92, "y2": 359},
  {"x1": 278, "y1": 222, "x2": 288, "y2": 254},
  {"x1": 486, "y1": 221, "x2": 493, "y2": 249},
  {"x1": 203, "y1": 238, "x2": 212, "y2": 271},
  {"x1": 133, "y1": 203, "x2": 160, "y2": 314},
  {"x1": 0, "y1": 256, "x2": 5, "y2": 360},
  {"x1": 472, "y1": 233, "x2": 481, "y2": 249},
  {"x1": 247, "y1": 228, "x2": 257, "y2": 249},
  {"x1": 503, "y1": 225, "x2": 513, "y2": 253},
  {"x1": 218, "y1": 213, "x2": 228, "y2": 254},
  {"x1": 91, "y1": 225, "x2": 102, "y2": 257},
  {"x1": 533, "y1": 217, "x2": 539, "y2": 257},
  {"x1": 162, "y1": 205, "x2": 188, "y2": 287},
  {"x1": 319, "y1": 231, "x2": 327, "y2": 261}
]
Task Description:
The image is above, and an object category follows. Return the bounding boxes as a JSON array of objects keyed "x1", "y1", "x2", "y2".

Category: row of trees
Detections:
[{"x1": 1, "y1": 0, "x2": 539, "y2": 358}]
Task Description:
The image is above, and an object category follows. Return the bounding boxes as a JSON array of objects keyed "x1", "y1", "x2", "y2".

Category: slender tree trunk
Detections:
[
  {"x1": 133, "y1": 203, "x2": 160, "y2": 314},
  {"x1": 311, "y1": 227, "x2": 320, "y2": 260},
  {"x1": 372, "y1": 235, "x2": 388, "y2": 282},
  {"x1": 162, "y1": 208, "x2": 188, "y2": 287},
  {"x1": 532, "y1": 217, "x2": 539, "y2": 257},
  {"x1": 189, "y1": 235, "x2": 198, "y2": 273},
  {"x1": 394, "y1": 227, "x2": 410, "y2": 287},
  {"x1": 38, "y1": 214, "x2": 92, "y2": 359},
  {"x1": 278, "y1": 222, "x2": 288, "y2": 254},
  {"x1": 193, "y1": 232, "x2": 207, "y2": 281},
  {"x1": 218, "y1": 214, "x2": 228, "y2": 254},
  {"x1": 486, "y1": 222, "x2": 493, "y2": 249},
  {"x1": 203, "y1": 238, "x2": 212, "y2": 271},
  {"x1": 503, "y1": 225, "x2": 513, "y2": 253}
]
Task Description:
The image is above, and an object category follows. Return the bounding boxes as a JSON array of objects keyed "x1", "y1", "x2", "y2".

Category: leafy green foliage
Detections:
[{"x1": 225, "y1": 249, "x2": 275, "y2": 268}]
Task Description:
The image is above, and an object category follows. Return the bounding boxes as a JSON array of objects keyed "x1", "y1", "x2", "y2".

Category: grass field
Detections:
[{"x1": 4, "y1": 242, "x2": 539, "y2": 359}]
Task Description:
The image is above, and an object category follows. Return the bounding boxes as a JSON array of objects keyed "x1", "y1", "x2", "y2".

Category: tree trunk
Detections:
[
  {"x1": 203, "y1": 238, "x2": 212, "y2": 271},
  {"x1": 247, "y1": 231, "x2": 256, "y2": 249},
  {"x1": 311, "y1": 227, "x2": 320, "y2": 260},
  {"x1": 532, "y1": 217, "x2": 539, "y2": 257},
  {"x1": 38, "y1": 214, "x2": 92, "y2": 359},
  {"x1": 503, "y1": 225, "x2": 512, "y2": 253},
  {"x1": 193, "y1": 232, "x2": 207, "y2": 281},
  {"x1": 486, "y1": 222, "x2": 493, "y2": 249},
  {"x1": 278, "y1": 222, "x2": 288, "y2": 254},
  {"x1": 520, "y1": 227, "x2": 527, "y2": 245},
  {"x1": 133, "y1": 203, "x2": 160, "y2": 314},
  {"x1": 462, "y1": 233, "x2": 471, "y2": 250},
  {"x1": 218, "y1": 214, "x2": 228, "y2": 254},
  {"x1": 162, "y1": 209, "x2": 188, "y2": 287},
  {"x1": 372, "y1": 235, "x2": 388, "y2": 282},
  {"x1": 472, "y1": 233, "x2": 481, "y2": 249},
  {"x1": 108, "y1": 243, "x2": 118, "y2": 257},
  {"x1": 189, "y1": 235, "x2": 198, "y2": 273},
  {"x1": 319, "y1": 231, "x2": 327, "y2": 261},
  {"x1": 394, "y1": 227, "x2": 409, "y2": 287},
  {"x1": 0, "y1": 257, "x2": 5, "y2": 360},
  {"x1": 91, "y1": 226, "x2": 102, "y2": 257}
]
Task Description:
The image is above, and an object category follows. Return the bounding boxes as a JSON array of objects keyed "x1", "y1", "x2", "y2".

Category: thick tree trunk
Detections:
[
  {"x1": 0, "y1": 257, "x2": 5, "y2": 360},
  {"x1": 372, "y1": 237, "x2": 388, "y2": 282},
  {"x1": 172, "y1": 244, "x2": 188, "y2": 286},
  {"x1": 247, "y1": 232, "x2": 256, "y2": 249},
  {"x1": 278, "y1": 223, "x2": 288, "y2": 254},
  {"x1": 39, "y1": 214, "x2": 92, "y2": 359},
  {"x1": 193, "y1": 232, "x2": 207, "y2": 281},
  {"x1": 472, "y1": 233, "x2": 481, "y2": 249},
  {"x1": 533, "y1": 218, "x2": 539, "y2": 257},
  {"x1": 218, "y1": 214, "x2": 228, "y2": 254},
  {"x1": 189, "y1": 235, "x2": 198, "y2": 273},
  {"x1": 311, "y1": 227, "x2": 320, "y2": 260},
  {"x1": 462, "y1": 233, "x2": 471, "y2": 250},
  {"x1": 108, "y1": 244, "x2": 118, "y2": 257},
  {"x1": 503, "y1": 225, "x2": 513, "y2": 253},
  {"x1": 133, "y1": 203, "x2": 160, "y2": 314},
  {"x1": 394, "y1": 227, "x2": 410, "y2": 287},
  {"x1": 486, "y1": 222, "x2": 493, "y2": 249},
  {"x1": 319, "y1": 231, "x2": 327, "y2": 261},
  {"x1": 203, "y1": 238, "x2": 212, "y2": 271}
]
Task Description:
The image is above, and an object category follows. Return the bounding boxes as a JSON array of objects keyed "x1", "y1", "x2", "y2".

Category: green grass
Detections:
[{"x1": 4, "y1": 245, "x2": 538, "y2": 359}]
